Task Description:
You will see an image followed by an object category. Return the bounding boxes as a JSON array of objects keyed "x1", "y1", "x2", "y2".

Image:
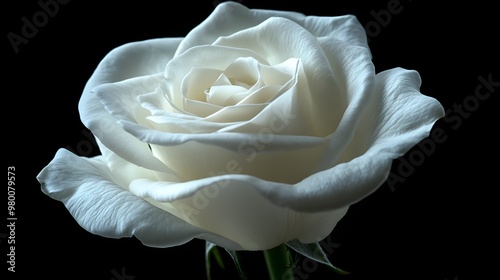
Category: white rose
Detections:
[{"x1": 37, "y1": 2, "x2": 444, "y2": 251}]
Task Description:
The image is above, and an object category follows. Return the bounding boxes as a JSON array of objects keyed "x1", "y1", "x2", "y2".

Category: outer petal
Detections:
[
  {"x1": 129, "y1": 175, "x2": 349, "y2": 250},
  {"x1": 303, "y1": 13, "x2": 369, "y2": 49},
  {"x1": 175, "y1": 2, "x2": 367, "y2": 55},
  {"x1": 312, "y1": 39, "x2": 376, "y2": 171},
  {"x1": 272, "y1": 68, "x2": 446, "y2": 211},
  {"x1": 37, "y1": 149, "x2": 243, "y2": 250},
  {"x1": 79, "y1": 38, "x2": 182, "y2": 172},
  {"x1": 175, "y1": 2, "x2": 304, "y2": 56},
  {"x1": 96, "y1": 73, "x2": 164, "y2": 128}
]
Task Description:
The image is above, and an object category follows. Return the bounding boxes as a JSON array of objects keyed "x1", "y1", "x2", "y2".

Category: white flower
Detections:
[{"x1": 37, "y1": 2, "x2": 444, "y2": 251}]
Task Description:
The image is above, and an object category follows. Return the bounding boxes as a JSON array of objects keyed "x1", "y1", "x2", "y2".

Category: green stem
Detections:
[{"x1": 263, "y1": 244, "x2": 294, "y2": 280}]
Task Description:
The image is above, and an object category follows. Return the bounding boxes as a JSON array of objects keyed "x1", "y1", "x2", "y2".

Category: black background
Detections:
[{"x1": 3, "y1": 0, "x2": 498, "y2": 279}]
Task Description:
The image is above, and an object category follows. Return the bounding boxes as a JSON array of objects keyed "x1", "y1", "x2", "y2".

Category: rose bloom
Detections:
[{"x1": 38, "y1": 2, "x2": 444, "y2": 251}]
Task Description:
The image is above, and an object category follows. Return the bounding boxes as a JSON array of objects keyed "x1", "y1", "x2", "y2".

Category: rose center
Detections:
[
  {"x1": 179, "y1": 56, "x2": 299, "y2": 118},
  {"x1": 203, "y1": 73, "x2": 255, "y2": 106}
]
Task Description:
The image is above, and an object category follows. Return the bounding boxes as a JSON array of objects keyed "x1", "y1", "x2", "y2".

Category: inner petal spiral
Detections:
[{"x1": 181, "y1": 56, "x2": 297, "y2": 118}]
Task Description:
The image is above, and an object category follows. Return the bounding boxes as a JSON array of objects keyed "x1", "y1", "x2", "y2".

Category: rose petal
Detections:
[
  {"x1": 129, "y1": 175, "x2": 349, "y2": 250},
  {"x1": 175, "y1": 2, "x2": 303, "y2": 56},
  {"x1": 303, "y1": 13, "x2": 369, "y2": 49},
  {"x1": 121, "y1": 115, "x2": 330, "y2": 183},
  {"x1": 203, "y1": 103, "x2": 270, "y2": 123},
  {"x1": 312, "y1": 40, "x2": 376, "y2": 170},
  {"x1": 37, "y1": 149, "x2": 243, "y2": 250},
  {"x1": 205, "y1": 84, "x2": 249, "y2": 106},
  {"x1": 176, "y1": 2, "x2": 367, "y2": 55},
  {"x1": 183, "y1": 98, "x2": 223, "y2": 118},
  {"x1": 362, "y1": 68, "x2": 446, "y2": 151},
  {"x1": 148, "y1": 139, "x2": 327, "y2": 184},
  {"x1": 94, "y1": 74, "x2": 182, "y2": 177},
  {"x1": 139, "y1": 89, "x2": 193, "y2": 118},
  {"x1": 120, "y1": 119, "x2": 326, "y2": 150},
  {"x1": 234, "y1": 85, "x2": 281, "y2": 105},
  {"x1": 79, "y1": 38, "x2": 182, "y2": 172},
  {"x1": 95, "y1": 73, "x2": 163, "y2": 126},
  {"x1": 183, "y1": 67, "x2": 226, "y2": 103},
  {"x1": 145, "y1": 115, "x2": 230, "y2": 134},
  {"x1": 134, "y1": 83, "x2": 232, "y2": 134},
  {"x1": 273, "y1": 68, "x2": 446, "y2": 211}
]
